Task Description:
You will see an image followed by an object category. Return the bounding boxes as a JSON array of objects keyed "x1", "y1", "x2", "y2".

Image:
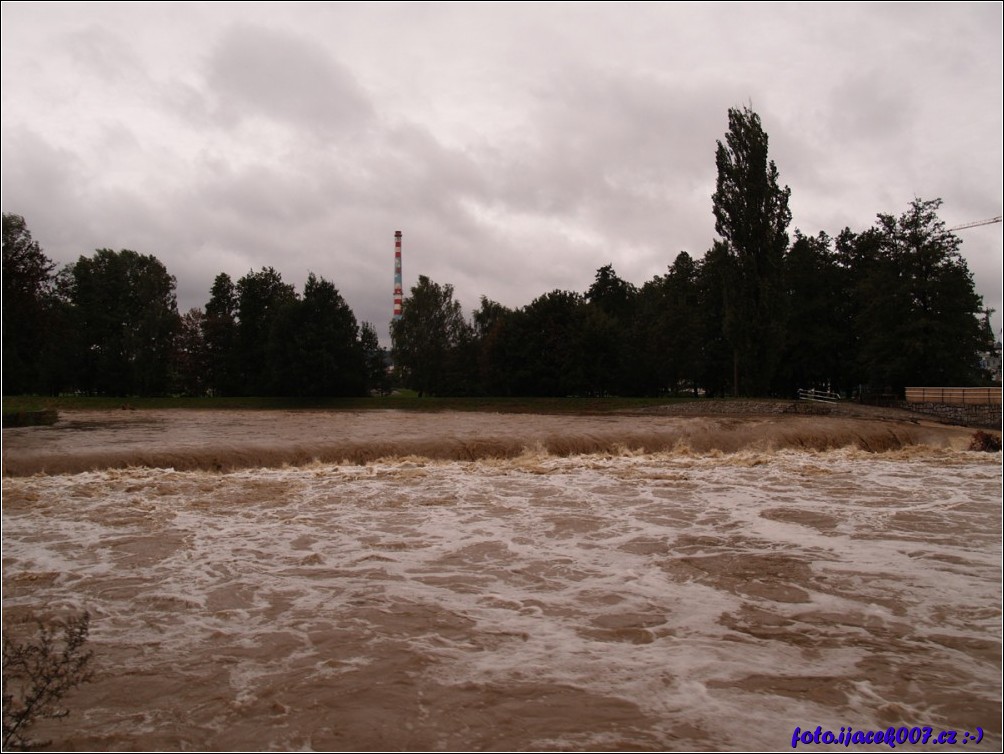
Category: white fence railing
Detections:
[{"x1": 798, "y1": 388, "x2": 841, "y2": 403}]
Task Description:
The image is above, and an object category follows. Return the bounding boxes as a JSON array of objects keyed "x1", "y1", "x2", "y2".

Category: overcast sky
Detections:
[{"x1": 3, "y1": 2, "x2": 1001, "y2": 344}]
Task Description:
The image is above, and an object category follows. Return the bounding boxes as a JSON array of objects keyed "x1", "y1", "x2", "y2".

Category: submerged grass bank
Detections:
[{"x1": 1, "y1": 393, "x2": 699, "y2": 416}]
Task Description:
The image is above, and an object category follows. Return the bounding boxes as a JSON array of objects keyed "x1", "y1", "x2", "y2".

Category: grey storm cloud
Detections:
[
  {"x1": 205, "y1": 24, "x2": 374, "y2": 138},
  {"x1": 1, "y1": 3, "x2": 1001, "y2": 341}
]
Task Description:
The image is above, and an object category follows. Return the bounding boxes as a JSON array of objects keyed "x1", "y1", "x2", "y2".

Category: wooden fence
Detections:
[{"x1": 904, "y1": 387, "x2": 1002, "y2": 406}]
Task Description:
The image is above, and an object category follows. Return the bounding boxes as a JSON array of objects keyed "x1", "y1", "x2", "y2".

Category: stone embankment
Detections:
[{"x1": 898, "y1": 401, "x2": 1001, "y2": 429}]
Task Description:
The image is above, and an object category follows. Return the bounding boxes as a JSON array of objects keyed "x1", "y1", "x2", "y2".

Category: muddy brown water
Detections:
[{"x1": 2, "y1": 410, "x2": 1000, "y2": 750}]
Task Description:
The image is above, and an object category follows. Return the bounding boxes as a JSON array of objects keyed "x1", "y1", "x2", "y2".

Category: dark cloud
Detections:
[
  {"x1": 1, "y1": 3, "x2": 1000, "y2": 341},
  {"x1": 1, "y1": 129, "x2": 97, "y2": 259},
  {"x1": 205, "y1": 24, "x2": 374, "y2": 138}
]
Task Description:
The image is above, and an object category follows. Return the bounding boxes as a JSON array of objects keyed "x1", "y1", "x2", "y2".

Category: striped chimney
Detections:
[{"x1": 393, "y1": 231, "x2": 403, "y2": 320}]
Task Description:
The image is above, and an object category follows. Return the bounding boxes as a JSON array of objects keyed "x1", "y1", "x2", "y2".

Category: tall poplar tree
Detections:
[{"x1": 712, "y1": 106, "x2": 792, "y2": 396}]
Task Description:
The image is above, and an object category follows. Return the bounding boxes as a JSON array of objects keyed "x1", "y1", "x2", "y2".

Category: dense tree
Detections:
[
  {"x1": 712, "y1": 106, "x2": 792, "y2": 395},
  {"x1": 391, "y1": 275, "x2": 472, "y2": 396},
  {"x1": 267, "y1": 273, "x2": 365, "y2": 396},
  {"x1": 173, "y1": 308, "x2": 208, "y2": 396},
  {"x1": 471, "y1": 297, "x2": 514, "y2": 395},
  {"x1": 509, "y1": 290, "x2": 589, "y2": 396},
  {"x1": 627, "y1": 276, "x2": 668, "y2": 395},
  {"x1": 203, "y1": 273, "x2": 240, "y2": 395},
  {"x1": 2, "y1": 214, "x2": 59, "y2": 393},
  {"x1": 359, "y1": 322, "x2": 391, "y2": 395},
  {"x1": 235, "y1": 267, "x2": 296, "y2": 395},
  {"x1": 586, "y1": 264, "x2": 637, "y2": 322},
  {"x1": 471, "y1": 297, "x2": 510, "y2": 342},
  {"x1": 585, "y1": 265, "x2": 637, "y2": 394},
  {"x1": 842, "y1": 199, "x2": 986, "y2": 393},
  {"x1": 776, "y1": 231, "x2": 850, "y2": 395},
  {"x1": 662, "y1": 252, "x2": 703, "y2": 395},
  {"x1": 693, "y1": 242, "x2": 735, "y2": 397},
  {"x1": 68, "y1": 249, "x2": 180, "y2": 395}
]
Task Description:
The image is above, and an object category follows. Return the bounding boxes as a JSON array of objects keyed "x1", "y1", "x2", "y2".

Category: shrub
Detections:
[
  {"x1": 969, "y1": 430, "x2": 1002, "y2": 452},
  {"x1": 2, "y1": 612, "x2": 93, "y2": 750}
]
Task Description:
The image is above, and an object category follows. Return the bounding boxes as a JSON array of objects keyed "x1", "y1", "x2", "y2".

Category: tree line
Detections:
[
  {"x1": 392, "y1": 204, "x2": 994, "y2": 399},
  {"x1": 2, "y1": 222, "x2": 386, "y2": 398},
  {"x1": 393, "y1": 107, "x2": 995, "y2": 398},
  {"x1": 3, "y1": 107, "x2": 996, "y2": 399}
]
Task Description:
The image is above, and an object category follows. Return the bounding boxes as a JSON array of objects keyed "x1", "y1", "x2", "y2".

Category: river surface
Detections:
[{"x1": 2, "y1": 410, "x2": 1000, "y2": 751}]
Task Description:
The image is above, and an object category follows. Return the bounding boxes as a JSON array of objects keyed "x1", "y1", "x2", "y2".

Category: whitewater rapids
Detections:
[{"x1": 2, "y1": 410, "x2": 1000, "y2": 751}]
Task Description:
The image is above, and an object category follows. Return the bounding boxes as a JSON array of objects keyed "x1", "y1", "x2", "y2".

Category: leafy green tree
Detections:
[
  {"x1": 693, "y1": 242, "x2": 735, "y2": 397},
  {"x1": 509, "y1": 290, "x2": 589, "y2": 396},
  {"x1": 68, "y1": 249, "x2": 179, "y2": 395},
  {"x1": 585, "y1": 265, "x2": 637, "y2": 394},
  {"x1": 842, "y1": 198, "x2": 986, "y2": 392},
  {"x1": 235, "y1": 267, "x2": 296, "y2": 395},
  {"x1": 203, "y1": 273, "x2": 240, "y2": 396},
  {"x1": 627, "y1": 275, "x2": 669, "y2": 396},
  {"x1": 2, "y1": 214, "x2": 59, "y2": 393},
  {"x1": 662, "y1": 252, "x2": 704, "y2": 395},
  {"x1": 391, "y1": 275, "x2": 472, "y2": 396},
  {"x1": 471, "y1": 297, "x2": 513, "y2": 395},
  {"x1": 267, "y1": 273, "x2": 365, "y2": 396},
  {"x1": 172, "y1": 308, "x2": 209, "y2": 396},
  {"x1": 712, "y1": 106, "x2": 792, "y2": 395},
  {"x1": 776, "y1": 231, "x2": 851, "y2": 395},
  {"x1": 586, "y1": 264, "x2": 637, "y2": 322},
  {"x1": 359, "y1": 321, "x2": 390, "y2": 395},
  {"x1": 471, "y1": 297, "x2": 510, "y2": 342}
]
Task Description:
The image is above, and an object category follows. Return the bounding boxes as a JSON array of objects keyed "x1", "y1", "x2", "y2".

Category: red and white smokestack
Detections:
[{"x1": 393, "y1": 231, "x2": 403, "y2": 320}]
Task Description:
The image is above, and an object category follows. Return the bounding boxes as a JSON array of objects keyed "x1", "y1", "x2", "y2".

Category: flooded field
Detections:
[{"x1": 2, "y1": 411, "x2": 1001, "y2": 751}]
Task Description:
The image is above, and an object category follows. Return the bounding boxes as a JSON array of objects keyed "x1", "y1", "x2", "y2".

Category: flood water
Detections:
[{"x1": 2, "y1": 410, "x2": 1001, "y2": 751}]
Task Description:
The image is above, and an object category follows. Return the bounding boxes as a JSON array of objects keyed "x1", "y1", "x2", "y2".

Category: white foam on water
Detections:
[{"x1": 3, "y1": 444, "x2": 1000, "y2": 750}]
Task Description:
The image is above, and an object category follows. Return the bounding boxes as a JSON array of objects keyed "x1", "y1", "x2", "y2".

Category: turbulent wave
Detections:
[
  {"x1": 0, "y1": 410, "x2": 978, "y2": 476},
  {"x1": 3, "y1": 443, "x2": 1000, "y2": 750}
]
